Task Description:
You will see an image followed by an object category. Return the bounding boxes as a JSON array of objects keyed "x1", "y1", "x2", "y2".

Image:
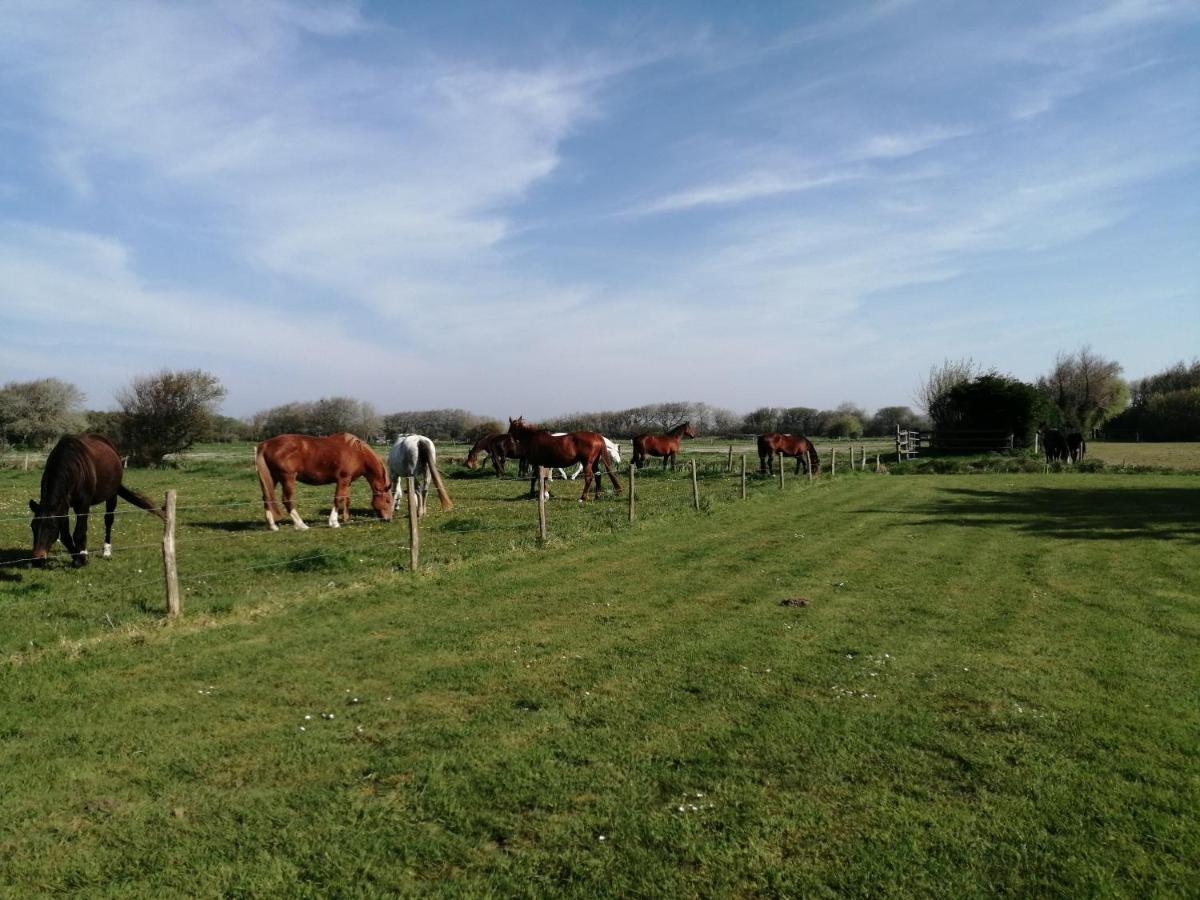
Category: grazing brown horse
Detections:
[
  {"x1": 465, "y1": 432, "x2": 528, "y2": 478},
  {"x1": 256, "y1": 433, "x2": 393, "y2": 531},
  {"x1": 29, "y1": 434, "x2": 162, "y2": 567},
  {"x1": 507, "y1": 417, "x2": 621, "y2": 501},
  {"x1": 631, "y1": 422, "x2": 696, "y2": 470},
  {"x1": 758, "y1": 432, "x2": 820, "y2": 475}
]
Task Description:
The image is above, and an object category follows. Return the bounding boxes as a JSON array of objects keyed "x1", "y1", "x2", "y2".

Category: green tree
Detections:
[
  {"x1": 118, "y1": 369, "x2": 227, "y2": 466},
  {"x1": 0, "y1": 378, "x2": 86, "y2": 447},
  {"x1": 1037, "y1": 346, "x2": 1127, "y2": 432}
]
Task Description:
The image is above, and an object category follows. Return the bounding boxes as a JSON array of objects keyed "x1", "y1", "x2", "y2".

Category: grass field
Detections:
[
  {"x1": 1086, "y1": 441, "x2": 1200, "y2": 471},
  {"x1": 1, "y1": 447, "x2": 1198, "y2": 895}
]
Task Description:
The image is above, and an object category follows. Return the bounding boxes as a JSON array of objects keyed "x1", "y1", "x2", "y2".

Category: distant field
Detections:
[
  {"x1": 1086, "y1": 441, "x2": 1200, "y2": 471},
  {"x1": 1, "y1": 448, "x2": 1197, "y2": 896}
]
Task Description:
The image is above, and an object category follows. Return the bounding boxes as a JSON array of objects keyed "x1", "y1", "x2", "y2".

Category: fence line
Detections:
[{"x1": 4, "y1": 456, "x2": 853, "y2": 617}]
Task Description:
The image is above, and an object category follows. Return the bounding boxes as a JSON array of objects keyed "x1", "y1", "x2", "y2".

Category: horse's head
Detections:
[
  {"x1": 683, "y1": 423, "x2": 697, "y2": 439},
  {"x1": 372, "y1": 484, "x2": 394, "y2": 521},
  {"x1": 28, "y1": 499, "x2": 57, "y2": 567},
  {"x1": 464, "y1": 447, "x2": 479, "y2": 469}
]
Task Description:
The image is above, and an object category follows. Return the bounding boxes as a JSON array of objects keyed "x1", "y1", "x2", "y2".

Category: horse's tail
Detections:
[
  {"x1": 255, "y1": 445, "x2": 284, "y2": 517},
  {"x1": 117, "y1": 484, "x2": 166, "y2": 520},
  {"x1": 419, "y1": 440, "x2": 454, "y2": 510},
  {"x1": 599, "y1": 440, "x2": 622, "y2": 493}
]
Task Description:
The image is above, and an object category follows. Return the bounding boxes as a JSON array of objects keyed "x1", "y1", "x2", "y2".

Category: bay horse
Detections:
[
  {"x1": 388, "y1": 434, "x2": 454, "y2": 518},
  {"x1": 29, "y1": 434, "x2": 162, "y2": 567},
  {"x1": 758, "y1": 432, "x2": 820, "y2": 475},
  {"x1": 631, "y1": 422, "x2": 695, "y2": 470},
  {"x1": 507, "y1": 417, "x2": 621, "y2": 501},
  {"x1": 465, "y1": 432, "x2": 528, "y2": 478},
  {"x1": 255, "y1": 433, "x2": 393, "y2": 531}
]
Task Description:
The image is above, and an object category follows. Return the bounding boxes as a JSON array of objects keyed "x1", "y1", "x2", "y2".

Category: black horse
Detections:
[
  {"x1": 29, "y1": 434, "x2": 162, "y2": 567},
  {"x1": 1042, "y1": 429, "x2": 1068, "y2": 463},
  {"x1": 1066, "y1": 432, "x2": 1086, "y2": 463}
]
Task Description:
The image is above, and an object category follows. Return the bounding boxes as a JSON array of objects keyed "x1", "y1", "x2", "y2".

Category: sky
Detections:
[{"x1": 1, "y1": 0, "x2": 1197, "y2": 419}]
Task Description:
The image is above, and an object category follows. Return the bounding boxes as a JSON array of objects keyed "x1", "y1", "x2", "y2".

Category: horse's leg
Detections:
[
  {"x1": 282, "y1": 476, "x2": 309, "y2": 530},
  {"x1": 330, "y1": 477, "x2": 350, "y2": 527},
  {"x1": 102, "y1": 496, "x2": 117, "y2": 558},
  {"x1": 795, "y1": 454, "x2": 803, "y2": 475},
  {"x1": 580, "y1": 461, "x2": 593, "y2": 502},
  {"x1": 70, "y1": 504, "x2": 89, "y2": 567},
  {"x1": 418, "y1": 473, "x2": 428, "y2": 517}
]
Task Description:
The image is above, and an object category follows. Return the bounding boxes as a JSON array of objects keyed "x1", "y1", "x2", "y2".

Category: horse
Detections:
[
  {"x1": 1042, "y1": 429, "x2": 1068, "y2": 463},
  {"x1": 556, "y1": 436, "x2": 621, "y2": 480},
  {"x1": 1066, "y1": 432, "x2": 1086, "y2": 463},
  {"x1": 631, "y1": 422, "x2": 695, "y2": 470},
  {"x1": 255, "y1": 433, "x2": 393, "y2": 531},
  {"x1": 465, "y1": 432, "x2": 528, "y2": 478},
  {"x1": 28, "y1": 434, "x2": 162, "y2": 567},
  {"x1": 388, "y1": 434, "x2": 454, "y2": 518},
  {"x1": 507, "y1": 417, "x2": 621, "y2": 501},
  {"x1": 757, "y1": 432, "x2": 820, "y2": 475}
]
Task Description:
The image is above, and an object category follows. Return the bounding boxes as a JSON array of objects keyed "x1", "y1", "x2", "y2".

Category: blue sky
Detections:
[{"x1": 1, "y1": 0, "x2": 1197, "y2": 418}]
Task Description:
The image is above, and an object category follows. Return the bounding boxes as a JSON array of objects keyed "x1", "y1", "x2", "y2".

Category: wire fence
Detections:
[{"x1": 1, "y1": 445, "x2": 887, "y2": 631}]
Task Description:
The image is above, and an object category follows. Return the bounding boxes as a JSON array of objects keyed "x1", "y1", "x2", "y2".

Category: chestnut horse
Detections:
[
  {"x1": 507, "y1": 417, "x2": 621, "y2": 501},
  {"x1": 29, "y1": 434, "x2": 162, "y2": 567},
  {"x1": 631, "y1": 422, "x2": 696, "y2": 470},
  {"x1": 465, "y1": 432, "x2": 528, "y2": 478},
  {"x1": 255, "y1": 433, "x2": 393, "y2": 531},
  {"x1": 758, "y1": 432, "x2": 820, "y2": 475}
]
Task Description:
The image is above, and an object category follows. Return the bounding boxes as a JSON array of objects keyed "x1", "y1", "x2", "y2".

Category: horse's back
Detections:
[{"x1": 41, "y1": 433, "x2": 124, "y2": 506}]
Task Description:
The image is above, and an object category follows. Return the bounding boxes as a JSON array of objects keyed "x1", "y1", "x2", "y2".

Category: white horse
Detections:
[{"x1": 387, "y1": 434, "x2": 454, "y2": 518}]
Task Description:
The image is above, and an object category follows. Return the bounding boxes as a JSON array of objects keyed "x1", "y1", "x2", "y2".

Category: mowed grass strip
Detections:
[{"x1": 0, "y1": 473, "x2": 1197, "y2": 896}]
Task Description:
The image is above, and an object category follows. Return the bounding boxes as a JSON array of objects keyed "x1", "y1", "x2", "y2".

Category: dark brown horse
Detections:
[
  {"x1": 758, "y1": 432, "x2": 820, "y2": 475},
  {"x1": 1066, "y1": 432, "x2": 1086, "y2": 463},
  {"x1": 465, "y1": 432, "x2": 528, "y2": 478},
  {"x1": 631, "y1": 422, "x2": 696, "y2": 470},
  {"x1": 256, "y1": 433, "x2": 393, "y2": 531},
  {"x1": 29, "y1": 434, "x2": 162, "y2": 567},
  {"x1": 1042, "y1": 429, "x2": 1068, "y2": 462},
  {"x1": 507, "y1": 417, "x2": 621, "y2": 501}
]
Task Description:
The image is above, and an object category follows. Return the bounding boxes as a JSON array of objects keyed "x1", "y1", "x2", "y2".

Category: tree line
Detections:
[{"x1": 2, "y1": 349, "x2": 1195, "y2": 465}]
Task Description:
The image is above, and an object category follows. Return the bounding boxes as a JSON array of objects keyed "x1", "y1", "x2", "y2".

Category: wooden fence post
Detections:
[
  {"x1": 831, "y1": 449, "x2": 837, "y2": 477},
  {"x1": 407, "y1": 476, "x2": 420, "y2": 570},
  {"x1": 162, "y1": 490, "x2": 180, "y2": 619},
  {"x1": 740, "y1": 454, "x2": 747, "y2": 499},
  {"x1": 1034, "y1": 431, "x2": 1040, "y2": 455},
  {"x1": 23, "y1": 454, "x2": 29, "y2": 471},
  {"x1": 778, "y1": 455, "x2": 785, "y2": 490},
  {"x1": 691, "y1": 459, "x2": 700, "y2": 510},
  {"x1": 876, "y1": 453, "x2": 881, "y2": 473},
  {"x1": 727, "y1": 445, "x2": 734, "y2": 472},
  {"x1": 849, "y1": 445, "x2": 855, "y2": 469},
  {"x1": 537, "y1": 467, "x2": 547, "y2": 542},
  {"x1": 629, "y1": 463, "x2": 636, "y2": 523}
]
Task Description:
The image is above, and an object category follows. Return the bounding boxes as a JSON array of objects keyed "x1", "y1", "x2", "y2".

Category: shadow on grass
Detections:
[{"x1": 905, "y1": 486, "x2": 1200, "y2": 542}]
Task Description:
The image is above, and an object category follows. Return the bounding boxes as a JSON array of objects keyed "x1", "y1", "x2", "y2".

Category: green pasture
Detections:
[{"x1": 0, "y1": 448, "x2": 1197, "y2": 896}]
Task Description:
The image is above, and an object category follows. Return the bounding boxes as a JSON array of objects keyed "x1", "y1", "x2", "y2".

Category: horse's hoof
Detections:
[
  {"x1": 72, "y1": 555, "x2": 89, "y2": 568},
  {"x1": 269, "y1": 524, "x2": 280, "y2": 532},
  {"x1": 295, "y1": 523, "x2": 310, "y2": 531},
  {"x1": 102, "y1": 544, "x2": 112, "y2": 559}
]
